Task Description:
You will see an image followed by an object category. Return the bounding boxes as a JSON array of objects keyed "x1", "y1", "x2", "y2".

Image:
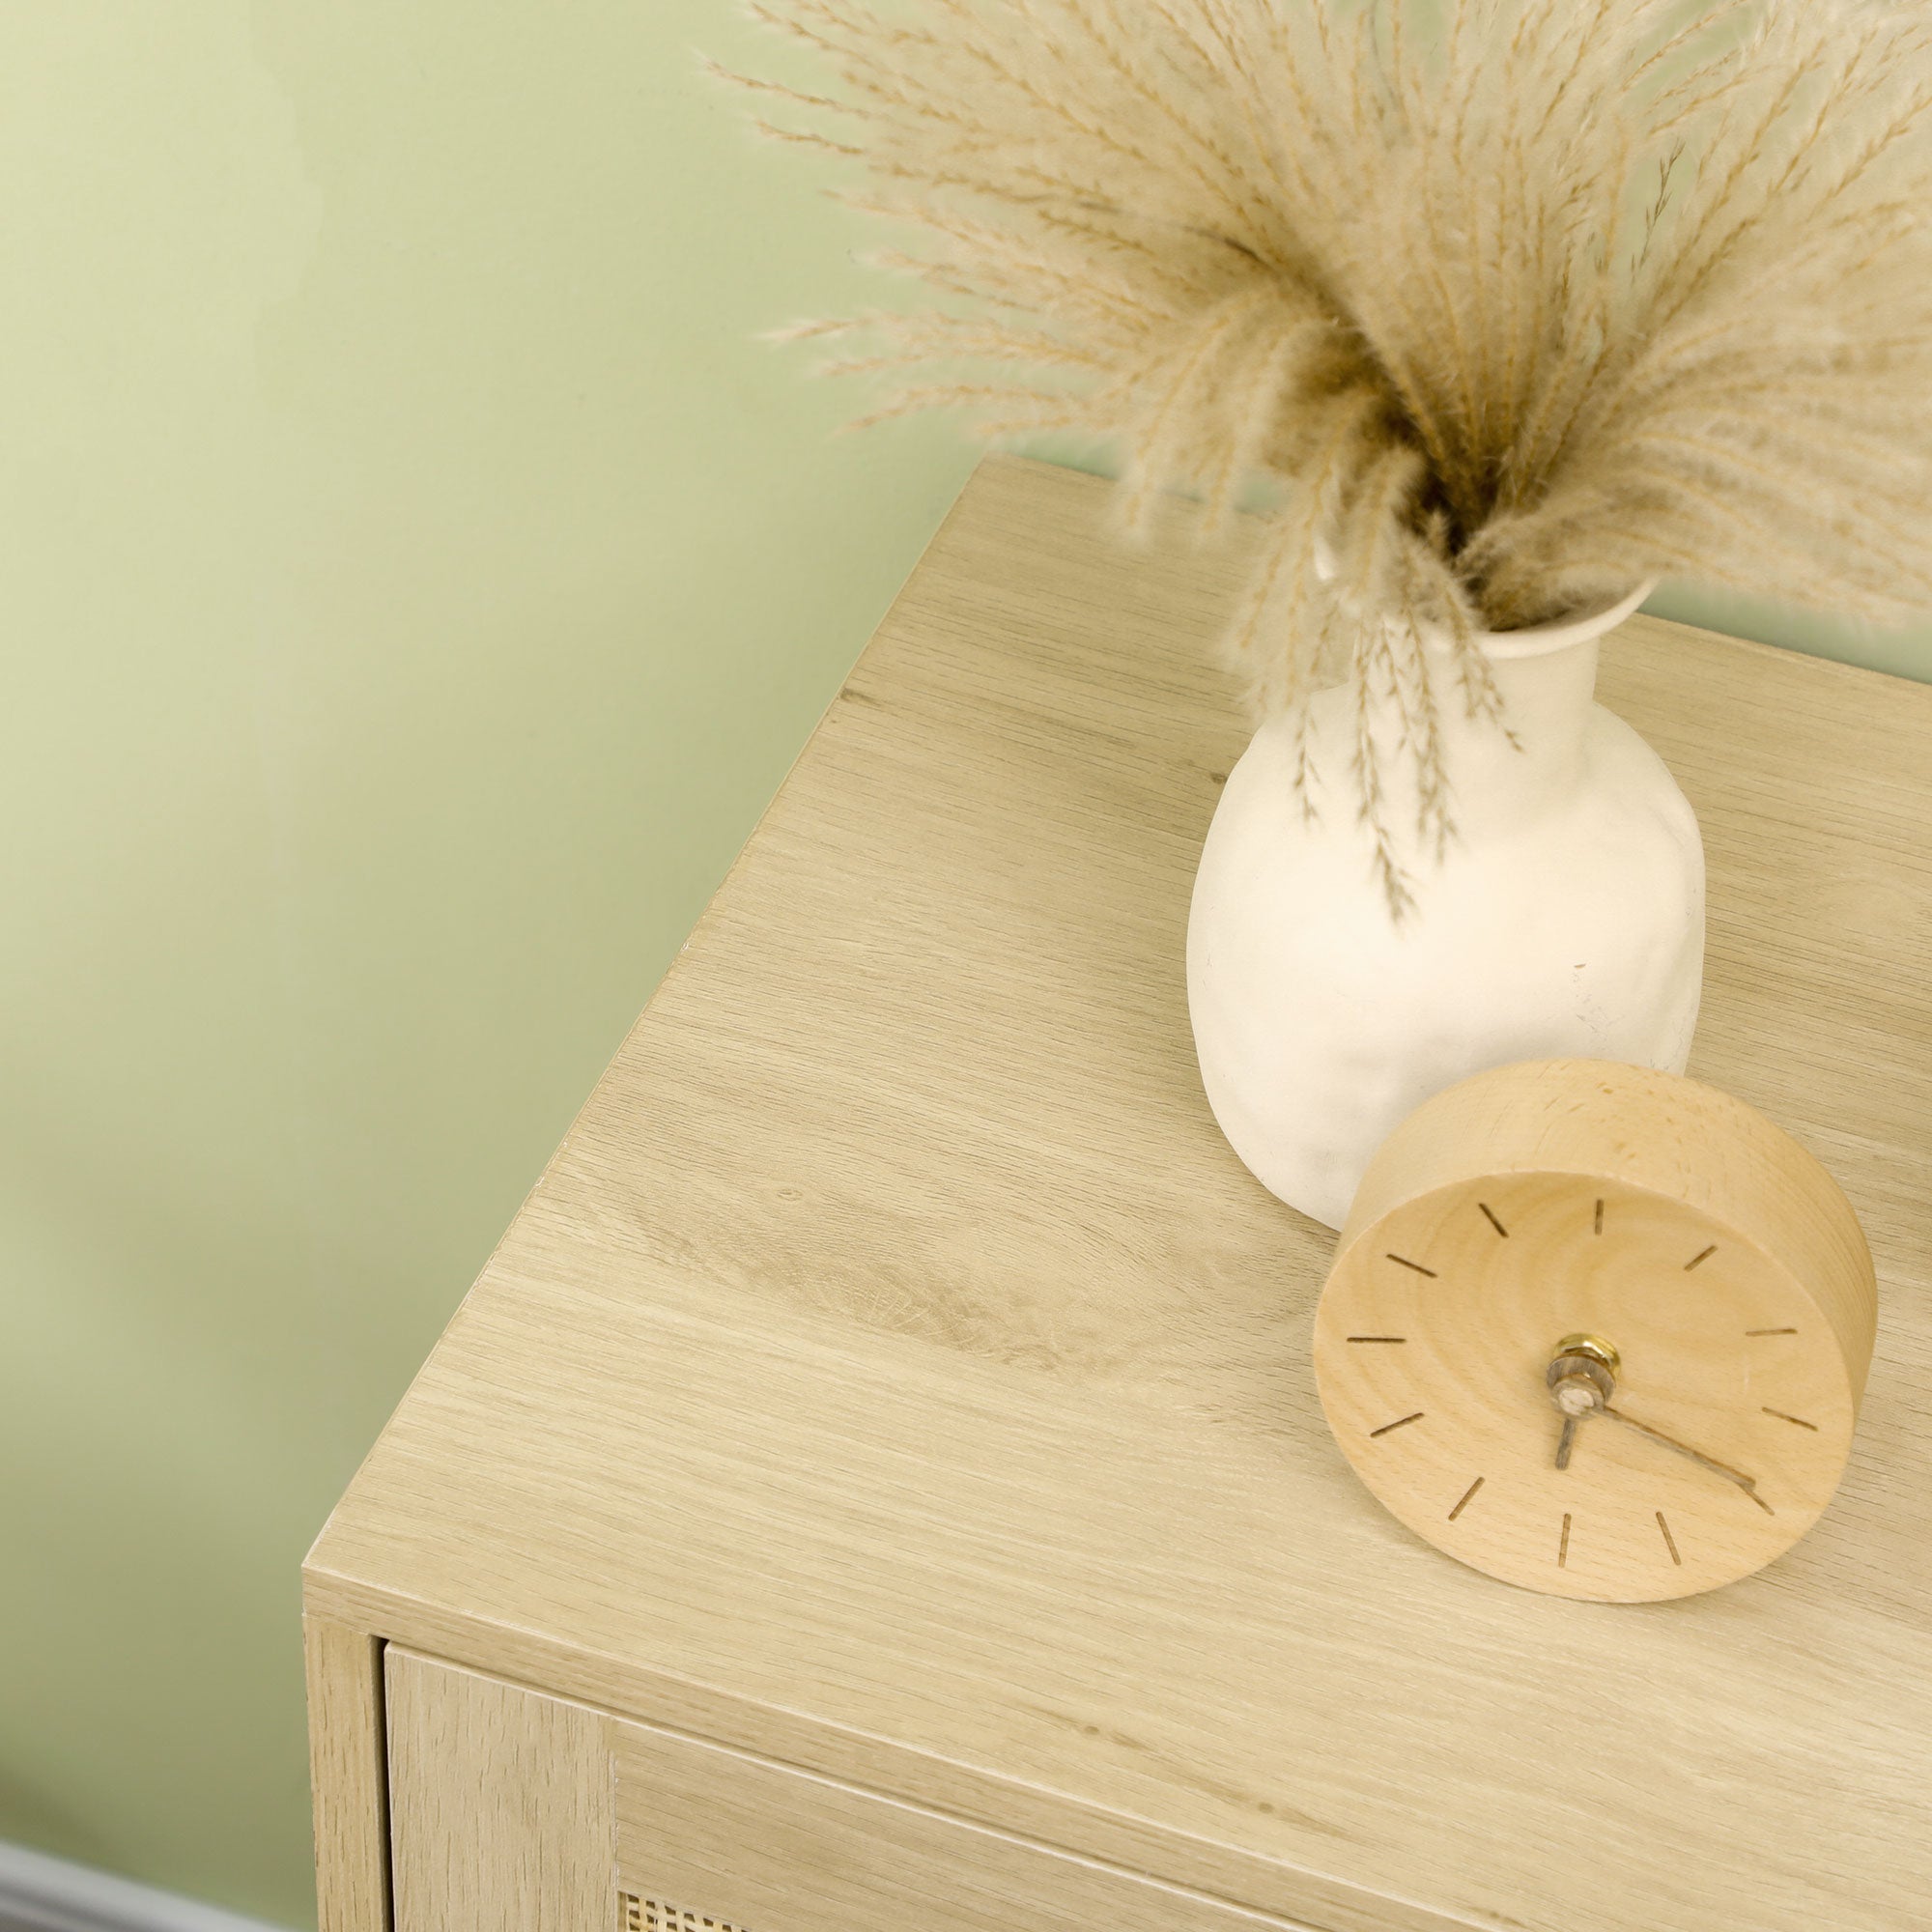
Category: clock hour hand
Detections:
[{"x1": 1554, "y1": 1414, "x2": 1579, "y2": 1470}]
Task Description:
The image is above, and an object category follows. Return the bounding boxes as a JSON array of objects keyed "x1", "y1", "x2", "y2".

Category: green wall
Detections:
[
  {"x1": 0, "y1": 6, "x2": 1925, "y2": 1926},
  {"x1": 0, "y1": 4, "x2": 969, "y2": 1921}
]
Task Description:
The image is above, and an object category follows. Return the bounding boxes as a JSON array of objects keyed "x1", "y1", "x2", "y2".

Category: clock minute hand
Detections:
[{"x1": 1600, "y1": 1404, "x2": 1765, "y2": 1502}]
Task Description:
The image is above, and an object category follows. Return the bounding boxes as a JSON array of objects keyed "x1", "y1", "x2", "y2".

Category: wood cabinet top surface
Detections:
[{"x1": 307, "y1": 456, "x2": 1932, "y2": 1932}]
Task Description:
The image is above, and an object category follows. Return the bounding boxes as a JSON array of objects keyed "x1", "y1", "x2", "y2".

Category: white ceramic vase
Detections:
[{"x1": 1186, "y1": 582, "x2": 1704, "y2": 1231}]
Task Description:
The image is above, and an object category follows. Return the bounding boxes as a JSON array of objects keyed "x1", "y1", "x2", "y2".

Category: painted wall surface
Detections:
[
  {"x1": 0, "y1": 6, "x2": 1926, "y2": 1926},
  {"x1": 0, "y1": 5, "x2": 970, "y2": 1922}
]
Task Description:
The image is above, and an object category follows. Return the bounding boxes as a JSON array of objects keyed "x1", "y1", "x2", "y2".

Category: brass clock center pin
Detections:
[{"x1": 1548, "y1": 1333, "x2": 1618, "y2": 1411}]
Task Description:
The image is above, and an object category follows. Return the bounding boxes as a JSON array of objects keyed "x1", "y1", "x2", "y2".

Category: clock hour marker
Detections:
[
  {"x1": 1685, "y1": 1243, "x2": 1718, "y2": 1270},
  {"x1": 1385, "y1": 1253, "x2": 1437, "y2": 1276},
  {"x1": 1656, "y1": 1511, "x2": 1681, "y2": 1565},
  {"x1": 1447, "y1": 1477, "x2": 1484, "y2": 1520},
  {"x1": 1747, "y1": 1326, "x2": 1798, "y2": 1336},
  {"x1": 1593, "y1": 1197, "x2": 1604, "y2": 1235},
  {"x1": 1369, "y1": 1411, "x2": 1424, "y2": 1437},
  {"x1": 1346, "y1": 1335, "x2": 1406, "y2": 1343},
  {"x1": 1477, "y1": 1201, "x2": 1509, "y2": 1238},
  {"x1": 1763, "y1": 1406, "x2": 1819, "y2": 1431},
  {"x1": 1557, "y1": 1513, "x2": 1572, "y2": 1567}
]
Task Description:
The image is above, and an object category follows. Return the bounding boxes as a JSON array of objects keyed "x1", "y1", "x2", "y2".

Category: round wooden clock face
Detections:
[{"x1": 1314, "y1": 1174, "x2": 1860, "y2": 1602}]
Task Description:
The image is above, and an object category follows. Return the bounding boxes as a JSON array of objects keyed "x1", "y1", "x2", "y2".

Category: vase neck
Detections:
[
  {"x1": 1327, "y1": 626, "x2": 1605, "y2": 867},
  {"x1": 1441, "y1": 634, "x2": 1601, "y2": 836}
]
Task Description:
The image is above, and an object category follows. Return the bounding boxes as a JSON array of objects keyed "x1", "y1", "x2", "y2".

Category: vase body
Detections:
[{"x1": 1186, "y1": 585, "x2": 1704, "y2": 1231}]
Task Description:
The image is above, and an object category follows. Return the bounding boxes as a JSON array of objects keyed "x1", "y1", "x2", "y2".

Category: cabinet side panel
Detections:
[
  {"x1": 301, "y1": 1615, "x2": 388, "y2": 1932},
  {"x1": 384, "y1": 1648, "x2": 615, "y2": 1932},
  {"x1": 305, "y1": 1615, "x2": 392, "y2": 1932}
]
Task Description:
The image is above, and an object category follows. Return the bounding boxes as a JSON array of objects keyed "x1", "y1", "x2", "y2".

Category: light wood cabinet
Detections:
[
  {"x1": 385, "y1": 1650, "x2": 1309, "y2": 1932},
  {"x1": 305, "y1": 456, "x2": 1932, "y2": 1932}
]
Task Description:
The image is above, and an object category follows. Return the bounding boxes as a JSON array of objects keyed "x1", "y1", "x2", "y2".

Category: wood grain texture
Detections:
[
  {"x1": 1341, "y1": 1056, "x2": 1880, "y2": 1396},
  {"x1": 1317, "y1": 1058, "x2": 1875, "y2": 1601},
  {"x1": 612, "y1": 1691, "x2": 1331, "y2": 1932},
  {"x1": 385, "y1": 1648, "x2": 613, "y2": 1932},
  {"x1": 304, "y1": 1616, "x2": 391, "y2": 1932},
  {"x1": 306, "y1": 455, "x2": 1932, "y2": 1932},
  {"x1": 390, "y1": 1651, "x2": 1322, "y2": 1932}
]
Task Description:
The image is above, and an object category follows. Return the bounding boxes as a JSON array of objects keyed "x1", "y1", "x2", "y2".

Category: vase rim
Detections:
[
  {"x1": 1464, "y1": 578, "x2": 1656, "y2": 660},
  {"x1": 1310, "y1": 532, "x2": 1655, "y2": 659}
]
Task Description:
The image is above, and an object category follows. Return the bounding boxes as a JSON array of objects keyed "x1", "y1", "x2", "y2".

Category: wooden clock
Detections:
[{"x1": 1314, "y1": 1058, "x2": 1877, "y2": 1602}]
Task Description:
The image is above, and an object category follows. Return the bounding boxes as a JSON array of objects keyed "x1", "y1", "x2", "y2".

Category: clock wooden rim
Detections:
[
  {"x1": 1316, "y1": 1058, "x2": 1877, "y2": 1602},
  {"x1": 1337, "y1": 1058, "x2": 1877, "y2": 1401}
]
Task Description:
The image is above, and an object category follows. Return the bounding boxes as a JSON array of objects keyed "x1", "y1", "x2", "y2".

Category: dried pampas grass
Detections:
[{"x1": 716, "y1": 0, "x2": 1932, "y2": 862}]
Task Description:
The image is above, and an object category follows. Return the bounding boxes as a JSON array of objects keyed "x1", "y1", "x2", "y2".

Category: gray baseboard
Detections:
[{"x1": 0, "y1": 1842, "x2": 288, "y2": 1932}]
